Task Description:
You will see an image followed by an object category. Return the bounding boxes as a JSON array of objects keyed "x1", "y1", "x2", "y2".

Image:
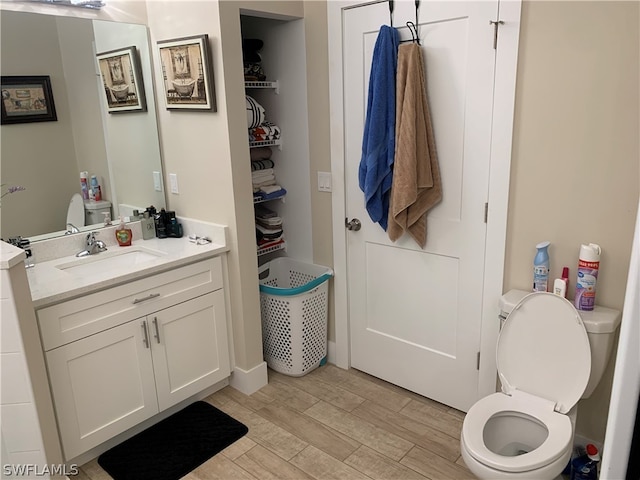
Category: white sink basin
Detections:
[{"x1": 56, "y1": 247, "x2": 165, "y2": 276}]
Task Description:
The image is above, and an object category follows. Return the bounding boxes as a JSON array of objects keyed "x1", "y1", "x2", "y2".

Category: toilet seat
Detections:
[
  {"x1": 496, "y1": 292, "x2": 591, "y2": 414},
  {"x1": 462, "y1": 390, "x2": 572, "y2": 473},
  {"x1": 66, "y1": 193, "x2": 85, "y2": 227}
]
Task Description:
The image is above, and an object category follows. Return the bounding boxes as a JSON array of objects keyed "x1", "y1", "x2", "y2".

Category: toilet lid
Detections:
[
  {"x1": 66, "y1": 193, "x2": 85, "y2": 227},
  {"x1": 497, "y1": 292, "x2": 591, "y2": 414}
]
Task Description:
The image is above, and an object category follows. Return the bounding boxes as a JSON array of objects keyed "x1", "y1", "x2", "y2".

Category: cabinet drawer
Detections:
[{"x1": 38, "y1": 257, "x2": 223, "y2": 351}]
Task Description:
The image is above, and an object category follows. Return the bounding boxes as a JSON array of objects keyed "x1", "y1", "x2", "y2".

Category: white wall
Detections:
[{"x1": 145, "y1": 0, "x2": 266, "y2": 375}]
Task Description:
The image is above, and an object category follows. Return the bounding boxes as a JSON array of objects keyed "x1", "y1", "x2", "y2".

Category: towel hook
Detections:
[
  {"x1": 388, "y1": 0, "x2": 394, "y2": 27},
  {"x1": 407, "y1": 21, "x2": 420, "y2": 45},
  {"x1": 413, "y1": 0, "x2": 421, "y2": 45},
  {"x1": 399, "y1": 0, "x2": 421, "y2": 46}
]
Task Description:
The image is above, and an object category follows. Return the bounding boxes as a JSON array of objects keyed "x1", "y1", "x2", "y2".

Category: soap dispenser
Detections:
[{"x1": 115, "y1": 217, "x2": 132, "y2": 247}]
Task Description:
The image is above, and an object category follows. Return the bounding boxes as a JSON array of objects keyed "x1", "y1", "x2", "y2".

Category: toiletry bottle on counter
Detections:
[
  {"x1": 141, "y1": 211, "x2": 156, "y2": 240},
  {"x1": 533, "y1": 241, "x2": 550, "y2": 292},
  {"x1": 115, "y1": 217, "x2": 132, "y2": 246},
  {"x1": 575, "y1": 244, "x2": 601, "y2": 311}
]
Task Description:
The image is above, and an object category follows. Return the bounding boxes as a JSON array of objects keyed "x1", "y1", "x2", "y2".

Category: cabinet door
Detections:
[
  {"x1": 151, "y1": 291, "x2": 230, "y2": 411},
  {"x1": 46, "y1": 320, "x2": 158, "y2": 460}
]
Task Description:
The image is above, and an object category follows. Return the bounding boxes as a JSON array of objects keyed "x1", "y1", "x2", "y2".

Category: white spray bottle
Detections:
[{"x1": 575, "y1": 243, "x2": 601, "y2": 311}]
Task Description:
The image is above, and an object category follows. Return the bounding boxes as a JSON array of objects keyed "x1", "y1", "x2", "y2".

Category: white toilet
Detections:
[{"x1": 460, "y1": 290, "x2": 621, "y2": 479}]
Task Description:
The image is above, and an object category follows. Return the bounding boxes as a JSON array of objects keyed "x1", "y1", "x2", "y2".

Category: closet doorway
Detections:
[{"x1": 328, "y1": 0, "x2": 521, "y2": 412}]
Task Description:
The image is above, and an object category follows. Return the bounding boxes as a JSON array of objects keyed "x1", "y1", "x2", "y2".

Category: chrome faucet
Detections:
[
  {"x1": 76, "y1": 231, "x2": 107, "y2": 257},
  {"x1": 65, "y1": 223, "x2": 80, "y2": 235}
]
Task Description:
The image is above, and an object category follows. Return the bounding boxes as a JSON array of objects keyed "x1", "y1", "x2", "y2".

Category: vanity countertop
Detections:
[{"x1": 27, "y1": 236, "x2": 229, "y2": 309}]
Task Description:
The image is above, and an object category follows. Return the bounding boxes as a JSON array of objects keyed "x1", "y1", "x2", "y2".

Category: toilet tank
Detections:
[
  {"x1": 498, "y1": 289, "x2": 622, "y2": 399},
  {"x1": 84, "y1": 200, "x2": 112, "y2": 226}
]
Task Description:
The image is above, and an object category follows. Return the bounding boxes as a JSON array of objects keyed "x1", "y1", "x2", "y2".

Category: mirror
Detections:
[{"x1": 0, "y1": 10, "x2": 165, "y2": 241}]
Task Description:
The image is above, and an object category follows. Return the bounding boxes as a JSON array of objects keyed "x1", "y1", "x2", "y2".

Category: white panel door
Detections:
[
  {"x1": 152, "y1": 291, "x2": 230, "y2": 411},
  {"x1": 46, "y1": 319, "x2": 158, "y2": 460},
  {"x1": 344, "y1": 0, "x2": 498, "y2": 411}
]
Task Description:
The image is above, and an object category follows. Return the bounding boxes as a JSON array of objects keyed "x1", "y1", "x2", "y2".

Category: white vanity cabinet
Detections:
[{"x1": 37, "y1": 257, "x2": 230, "y2": 461}]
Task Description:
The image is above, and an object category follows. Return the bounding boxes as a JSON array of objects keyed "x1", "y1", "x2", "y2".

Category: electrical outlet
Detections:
[
  {"x1": 317, "y1": 171, "x2": 332, "y2": 192},
  {"x1": 169, "y1": 173, "x2": 179, "y2": 194},
  {"x1": 153, "y1": 171, "x2": 163, "y2": 192}
]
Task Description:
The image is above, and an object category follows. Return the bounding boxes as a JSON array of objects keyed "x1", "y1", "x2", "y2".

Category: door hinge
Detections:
[
  {"x1": 484, "y1": 203, "x2": 489, "y2": 223},
  {"x1": 477, "y1": 351, "x2": 481, "y2": 370},
  {"x1": 489, "y1": 20, "x2": 504, "y2": 49}
]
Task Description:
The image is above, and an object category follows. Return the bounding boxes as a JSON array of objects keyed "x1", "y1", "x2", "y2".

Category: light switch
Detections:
[
  {"x1": 153, "y1": 171, "x2": 163, "y2": 192},
  {"x1": 317, "y1": 171, "x2": 332, "y2": 192},
  {"x1": 169, "y1": 173, "x2": 179, "y2": 194}
]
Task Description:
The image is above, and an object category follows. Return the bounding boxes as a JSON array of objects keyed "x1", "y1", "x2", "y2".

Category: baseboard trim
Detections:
[{"x1": 229, "y1": 361, "x2": 268, "y2": 395}]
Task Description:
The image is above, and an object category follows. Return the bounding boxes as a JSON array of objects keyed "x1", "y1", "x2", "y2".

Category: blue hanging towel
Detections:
[{"x1": 359, "y1": 25, "x2": 400, "y2": 231}]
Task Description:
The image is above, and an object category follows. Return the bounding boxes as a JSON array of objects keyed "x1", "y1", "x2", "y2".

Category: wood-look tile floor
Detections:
[{"x1": 76, "y1": 365, "x2": 478, "y2": 480}]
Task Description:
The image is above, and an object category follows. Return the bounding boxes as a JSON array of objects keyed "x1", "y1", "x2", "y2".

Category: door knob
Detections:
[{"x1": 345, "y1": 218, "x2": 362, "y2": 231}]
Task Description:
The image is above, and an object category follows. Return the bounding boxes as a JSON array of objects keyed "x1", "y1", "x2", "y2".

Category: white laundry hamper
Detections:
[{"x1": 258, "y1": 257, "x2": 333, "y2": 376}]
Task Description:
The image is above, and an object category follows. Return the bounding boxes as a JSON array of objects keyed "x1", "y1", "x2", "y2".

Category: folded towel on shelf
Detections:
[
  {"x1": 259, "y1": 184, "x2": 284, "y2": 194},
  {"x1": 253, "y1": 187, "x2": 287, "y2": 202},
  {"x1": 251, "y1": 168, "x2": 275, "y2": 179},
  {"x1": 252, "y1": 175, "x2": 276, "y2": 188},
  {"x1": 251, "y1": 159, "x2": 275, "y2": 171},
  {"x1": 256, "y1": 225, "x2": 283, "y2": 241},
  {"x1": 359, "y1": 25, "x2": 400, "y2": 231},
  {"x1": 256, "y1": 215, "x2": 282, "y2": 228},
  {"x1": 254, "y1": 204, "x2": 278, "y2": 218},
  {"x1": 252, "y1": 174, "x2": 276, "y2": 184},
  {"x1": 257, "y1": 237, "x2": 285, "y2": 251},
  {"x1": 249, "y1": 122, "x2": 281, "y2": 142},
  {"x1": 246, "y1": 96, "x2": 266, "y2": 129},
  {"x1": 250, "y1": 147, "x2": 273, "y2": 162}
]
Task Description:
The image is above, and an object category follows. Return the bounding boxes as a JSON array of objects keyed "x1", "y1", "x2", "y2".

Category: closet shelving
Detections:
[
  {"x1": 253, "y1": 191, "x2": 286, "y2": 204},
  {"x1": 246, "y1": 81, "x2": 282, "y2": 150},
  {"x1": 246, "y1": 80, "x2": 286, "y2": 257},
  {"x1": 245, "y1": 80, "x2": 279, "y2": 93},
  {"x1": 242, "y1": 13, "x2": 312, "y2": 265}
]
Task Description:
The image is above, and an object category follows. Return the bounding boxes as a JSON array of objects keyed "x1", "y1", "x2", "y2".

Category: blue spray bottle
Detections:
[{"x1": 533, "y1": 241, "x2": 550, "y2": 292}]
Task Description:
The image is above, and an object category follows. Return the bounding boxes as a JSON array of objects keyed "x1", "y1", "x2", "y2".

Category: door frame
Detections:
[{"x1": 327, "y1": 0, "x2": 522, "y2": 401}]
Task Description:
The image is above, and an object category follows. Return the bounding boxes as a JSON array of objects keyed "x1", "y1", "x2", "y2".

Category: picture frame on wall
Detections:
[
  {"x1": 96, "y1": 46, "x2": 147, "y2": 113},
  {"x1": 1, "y1": 75, "x2": 57, "y2": 125},
  {"x1": 157, "y1": 34, "x2": 216, "y2": 111}
]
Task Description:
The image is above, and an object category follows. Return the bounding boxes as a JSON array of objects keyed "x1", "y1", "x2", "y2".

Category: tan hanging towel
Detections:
[{"x1": 387, "y1": 43, "x2": 442, "y2": 248}]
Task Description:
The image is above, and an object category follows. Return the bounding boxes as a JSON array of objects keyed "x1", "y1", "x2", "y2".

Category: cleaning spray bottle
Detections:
[
  {"x1": 575, "y1": 244, "x2": 601, "y2": 311},
  {"x1": 533, "y1": 241, "x2": 550, "y2": 292}
]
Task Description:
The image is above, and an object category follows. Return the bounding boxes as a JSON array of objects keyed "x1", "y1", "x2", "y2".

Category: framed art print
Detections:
[
  {"x1": 157, "y1": 34, "x2": 216, "y2": 111},
  {"x1": 1, "y1": 76, "x2": 57, "y2": 124},
  {"x1": 96, "y1": 46, "x2": 146, "y2": 113}
]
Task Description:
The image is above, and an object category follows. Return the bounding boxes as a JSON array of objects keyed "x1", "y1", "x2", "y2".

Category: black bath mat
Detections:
[{"x1": 98, "y1": 401, "x2": 248, "y2": 480}]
